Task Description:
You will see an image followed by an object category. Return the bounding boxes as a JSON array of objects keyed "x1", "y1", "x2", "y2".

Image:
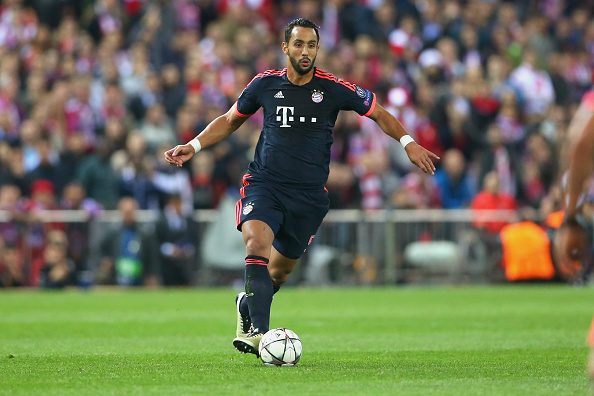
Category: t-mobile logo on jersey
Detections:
[{"x1": 276, "y1": 106, "x2": 317, "y2": 128}]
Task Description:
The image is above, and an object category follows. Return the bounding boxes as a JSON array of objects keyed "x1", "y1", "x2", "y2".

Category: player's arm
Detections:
[
  {"x1": 368, "y1": 103, "x2": 440, "y2": 175},
  {"x1": 554, "y1": 96, "x2": 594, "y2": 263},
  {"x1": 164, "y1": 102, "x2": 249, "y2": 167},
  {"x1": 564, "y1": 100, "x2": 594, "y2": 220}
]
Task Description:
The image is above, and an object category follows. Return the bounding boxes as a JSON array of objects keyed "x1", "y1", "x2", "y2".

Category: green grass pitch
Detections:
[{"x1": 1, "y1": 286, "x2": 593, "y2": 395}]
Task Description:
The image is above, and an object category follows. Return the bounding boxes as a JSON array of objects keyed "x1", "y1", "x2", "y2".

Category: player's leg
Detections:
[
  {"x1": 234, "y1": 182, "x2": 283, "y2": 334},
  {"x1": 267, "y1": 186, "x2": 329, "y2": 290},
  {"x1": 241, "y1": 219, "x2": 275, "y2": 332},
  {"x1": 237, "y1": 245, "x2": 292, "y2": 334},
  {"x1": 268, "y1": 245, "x2": 299, "y2": 292},
  {"x1": 233, "y1": 219, "x2": 277, "y2": 356}
]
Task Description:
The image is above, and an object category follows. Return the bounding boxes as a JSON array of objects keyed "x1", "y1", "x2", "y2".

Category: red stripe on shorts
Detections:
[{"x1": 235, "y1": 200, "x2": 242, "y2": 227}]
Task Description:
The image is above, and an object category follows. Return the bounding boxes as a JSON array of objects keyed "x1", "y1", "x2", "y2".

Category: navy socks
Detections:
[
  {"x1": 273, "y1": 283, "x2": 281, "y2": 294},
  {"x1": 244, "y1": 255, "x2": 273, "y2": 333},
  {"x1": 239, "y1": 278, "x2": 282, "y2": 325}
]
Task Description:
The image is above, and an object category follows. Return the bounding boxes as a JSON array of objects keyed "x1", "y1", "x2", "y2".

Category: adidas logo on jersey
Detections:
[{"x1": 274, "y1": 91, "x2": 284, "y2": 99}]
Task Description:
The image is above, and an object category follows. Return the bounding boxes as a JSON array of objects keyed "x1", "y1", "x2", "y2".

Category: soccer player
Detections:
[
  {"x1": 164, "y1": 18, "x2": 439, "y2": 356},
  {"x1": 556, "y1": 89, "x2": 594, "y2": 385}
]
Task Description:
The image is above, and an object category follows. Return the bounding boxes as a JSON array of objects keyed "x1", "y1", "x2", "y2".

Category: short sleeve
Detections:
[
  {"x1": 235, "y1": 77, "x2": 262, "y2": 117},
  {"x1": 340, "y1": 85, "x2": 376, "y2": 117}
]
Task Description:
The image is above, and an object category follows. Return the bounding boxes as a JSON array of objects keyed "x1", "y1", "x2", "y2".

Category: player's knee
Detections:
[
  {"x1": 269, "y1": 268, "x2": 288, "y2": 285},
  {"x1": 244, "y1": 237, "x2": 271, "y2": 258}
]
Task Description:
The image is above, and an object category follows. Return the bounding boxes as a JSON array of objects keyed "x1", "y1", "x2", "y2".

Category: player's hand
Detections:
[
  {"x1": 164, "y1": 144, "x2": 195, "y2": 167},
  {"x1": 552, "y1": 219, "x2": 590, "y2": 282},
  {"x1": 405, "y1": 143, "x2": 440, "y2": 175},
  {"x1": 553, "y1": 219, "x2": 590, "y2": 262}
]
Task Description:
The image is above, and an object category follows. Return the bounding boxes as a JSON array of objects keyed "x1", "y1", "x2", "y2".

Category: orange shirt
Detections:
[
  {"x1": 500, "y1": 221, "x2": 556, "y2": 281},
  {"x1": 545, "y1": 210, "x2": 564, "y2": 229}
]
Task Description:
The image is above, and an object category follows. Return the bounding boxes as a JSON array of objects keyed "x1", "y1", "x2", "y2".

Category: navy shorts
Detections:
[{"x1": 235, "y1": 173, "x2": 330, "y2": 259}]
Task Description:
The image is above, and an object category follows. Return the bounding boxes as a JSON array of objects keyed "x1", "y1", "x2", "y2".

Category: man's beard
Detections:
[{"x1": 289, "y1": 55, "x2": 315, "y2": 75}]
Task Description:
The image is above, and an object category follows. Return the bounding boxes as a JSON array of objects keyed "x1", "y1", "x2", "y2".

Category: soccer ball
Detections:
[{"x1": 258, "y1": 328, "x2": 302, "y2": 367}]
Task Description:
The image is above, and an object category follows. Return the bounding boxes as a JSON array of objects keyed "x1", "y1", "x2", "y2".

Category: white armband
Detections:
[
  {"x1": 399, "y1": 135, "x2": 415, "y2": 148},
  {"x1": 188, "y1": 138, "x2": 202, "y2": 153}
]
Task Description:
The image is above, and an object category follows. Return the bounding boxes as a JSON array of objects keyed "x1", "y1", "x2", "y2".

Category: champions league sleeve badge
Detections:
[
  {"x1": 356, "y1": 86, "x2": 366, "y2": 98},
  {"x1": 311, "y1": 89, "x2": 324, "y2": 103}
]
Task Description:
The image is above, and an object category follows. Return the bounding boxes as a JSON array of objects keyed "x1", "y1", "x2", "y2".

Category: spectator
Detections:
[
  {"x1": 31, "y1": 229, "x2": 75, "y2": 288},
  {"x1": 77, "y1": 140, "x2": 119, "y2": 209},
  {"x1": 58, "y1": 134, "x2": 87, "y2": 188},
  {"x1": 97, "y1": 197, "x2": 156, "y2": 286},
  {"x1": 508, "y1": 49, "x2": 555, "y2": 123},
  {"x1": 477, "y1": 123, "x2": 521, "y2": 198},
  {"x1": 161, "y1": 63, "x2": 186, "y2": 119},
  {"x1": 128, "y1": 71, "x2": 162, "y2": 121},
  {"x1": 103, "y1": 117, "x2": 128, "y2": 151},
  {"x1": 100, "y1": 83, "x2": 129, "y2": 128},
  {"x1": 0, "y1": 142, "x2": 26, "y2": 195},
  {"x1": 471, "y1": 171, "x2": 517, "y2": 235},
  {"x1": 21, "y1": 179, "x2": 62, "y2": 273},
  {"x1": 115, "y1": 131, "x2": 160, "y2": 210},
  {"x1": 21, "y1": 71, "x2": 48, "y2": 114},
  {"x1": 20, "y1": 119, "x2": 42, "y2": 172},
  {"x1": 0, "y1": 241, "x2": 24, "y2": 287},
  {"x1": 433, "y1": 148, "x2": 474, "y2": 209},
  {"x1": 155, "y1": 194, "x2": 198, "y2": 286},
  {"x1": 85, "y1": 0, "x2": 126, "y2": 44},
  {"x1": 391, "y1": 168, "x2": 440, "y2": 210},
  {"x1": 152, "y1": 143, "x2": 193, "y2": 214},
  {"x1": 24, "y1": 135, "x2": 63, "y2": 195},
  {"x1": 60, "y1": 182, "x2": 101, "y2": 274},
  {"x1": 191, "y1": 150, "x2": 225, "y2": 209},
  {"x1": 0, "y1": 183, "x2": 22, "y2": 246},
  {"x1": 175, "y1": 106, "x2": 198, "y2": 145},
  {"x1": 64, "y1": 75, "x2": 98, "y2": 150},
  {"x1": 139, "y1": 103, "x2": 175, "y2": 154},
  {"x1": 119, "y1": 43, "x2": 150, "y2": 100},
  {"x1": 0, "y1": 74, "x2": 22, "y2": 142},
  {"x1": 0, "y1": 183, "x2": 25, "y2": 285}
]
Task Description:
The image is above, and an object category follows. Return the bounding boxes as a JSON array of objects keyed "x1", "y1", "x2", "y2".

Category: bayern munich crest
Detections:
[
  {"x1": 243, "y1": 202, "x2": 254, "y2": 215},
  {"x1": 311, "y1": 90, "x2": 324, "y2": 103}
]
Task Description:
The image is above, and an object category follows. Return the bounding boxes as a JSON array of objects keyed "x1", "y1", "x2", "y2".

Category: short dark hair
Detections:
[{"x1": 284, "y1": 18, "x2": 320, "y2": 44}]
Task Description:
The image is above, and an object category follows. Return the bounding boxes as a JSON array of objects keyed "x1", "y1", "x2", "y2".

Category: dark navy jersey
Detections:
[{"x1": 235, "y1": 67, "x2": 376, "y2": 189}]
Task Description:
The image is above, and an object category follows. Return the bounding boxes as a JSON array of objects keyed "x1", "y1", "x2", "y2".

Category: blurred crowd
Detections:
[{"x1": 0, "y1": 0, "x2": 593, "y2": 287}]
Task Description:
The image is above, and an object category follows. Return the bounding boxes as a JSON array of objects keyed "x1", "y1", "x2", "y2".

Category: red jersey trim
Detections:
[
  {"x1": 240, "y1": 173, "x2": 252, "y2": 198},
  {"x1": 582, "y1": 91, "x2": 594, "y2": 112},
  {"x1": 314, "y1": 68, "x2": 357, "y2": 92},
  {"x1": 363, "y1": 92, "x2": 377, "y2": 117},
  {"x1": 246, "y1": 68, "x2": 287, "y2": 87},
  {"x1": 234, "y1": 102, "x2": 253, "y2": 118}
]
